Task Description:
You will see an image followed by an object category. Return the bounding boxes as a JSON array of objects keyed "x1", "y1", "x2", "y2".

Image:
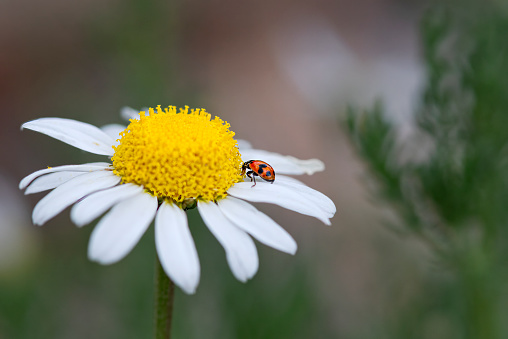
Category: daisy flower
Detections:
[{"x1": 19, "y1": 105, "x2": 335, "y2": 294}]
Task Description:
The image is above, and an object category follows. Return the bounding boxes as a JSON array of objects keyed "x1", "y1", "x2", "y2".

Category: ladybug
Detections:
[{"x1": 241, "y1": 160, "x2": 275, "y2": 187}]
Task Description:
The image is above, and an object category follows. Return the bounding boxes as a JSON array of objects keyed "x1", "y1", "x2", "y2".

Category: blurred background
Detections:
[{"x1": 2, "y1": 0, "x2": 507, "y2": 338}]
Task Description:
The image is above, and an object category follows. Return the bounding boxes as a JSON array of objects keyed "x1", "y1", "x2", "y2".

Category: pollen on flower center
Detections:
[{"x1": 111, "y1": 105, "x2": 243, "y2": 203}]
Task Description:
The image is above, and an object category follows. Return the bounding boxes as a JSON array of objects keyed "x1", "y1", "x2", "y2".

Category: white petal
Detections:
[
  {"x1": 71, "y1": 183, "x2": 144, "y2": 227},
  {"x1": 197, "y1": 201, "x2": 258, "y2": 282},
  {"x1": 22, "y1": 118, "x2": 116, "y2": 156},
  {"x1": 218, "y1": 197, "x2": 297, "y2": 255},
  {"x1": 120, "y1": 106, "x2": 149, "y2": 121},
  {"x1": 25, "y1": 171, "x2": 86, "y2": 195},
  {"x1": 32, "y1": 170, "x2": 120, "y2": 226},
  {"x1": 20, "y1": 162, "x2": 111, "y2": 190},
  {"x1": 88, "y1": 192, "x2": 157, "y2": 264},
  {"x1": 236, "y1": 139, "x2": 252, "y2": 150},
  {"x1": 276, "y1": 175, "x2": 336, "y2": 217},
  {"x1": 227, "y1": 182, "x2": 331, "y2": 225},
  {"x1": 240, "y1": 149, "x2": 325, "y2": 175},
  {"x1": 100, "y1": 124, "x2": 126, "y2": 146},
  {"x1": 120, "y1": 106, "x2": 141, "y2": 121},
  {"x1": 272, "y1": 174, "x2": 305, "y2": 185},
  {"x1": 155, "y1": 202, "x2": 200, "y2": 294}
]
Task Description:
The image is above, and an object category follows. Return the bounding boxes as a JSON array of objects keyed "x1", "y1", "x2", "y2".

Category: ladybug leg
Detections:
[{"x1": 246, "y1": 171, "x2": 257, "y2": 188}]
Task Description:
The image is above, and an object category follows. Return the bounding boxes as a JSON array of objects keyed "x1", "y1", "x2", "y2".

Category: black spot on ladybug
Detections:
[
  {"x1": 265, "y1": 171, "x2": 271, "y2": 177},
  {"x1": 257, "y1": 167, "x2": 264, "y2": 174},
  {"x1": 258, "y1": 164, "x2": 268, "y2": 169}
]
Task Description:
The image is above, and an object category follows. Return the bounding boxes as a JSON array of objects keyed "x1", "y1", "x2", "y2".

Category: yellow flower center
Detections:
[{"x1": 111, "y1": 105, "x2": 243, "y2": 204}]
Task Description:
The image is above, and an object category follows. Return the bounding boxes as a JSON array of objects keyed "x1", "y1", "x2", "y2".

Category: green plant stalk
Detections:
[
  {"x1": 460, "y1": 246, "x2": 497, "y2": 339},
  {"x1": 154, "y1": 256, "x2": 175, "y2": 339}
]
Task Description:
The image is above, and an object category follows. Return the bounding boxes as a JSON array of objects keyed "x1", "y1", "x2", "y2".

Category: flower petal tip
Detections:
[
  {"x1": 87, "y1": 253, "x2": 111, "y2": 265},
  {"x1": 236, "y1": 276, "x2": 248, "y2": 283},
  {"x1": 278, "y1": 240, "x2": 298, "y2": 255},
  {"x1": 287, "y1": 156, "x2": 325, "y2": 175},
  {"x1": 21, "y1": 120, "x2": 37, "y2": 131},
  {"x1": 87, "y1": 246, "x2": 105, "y2": 264},
  {"x1": 32, "y1": 217, "x2": 44, "y2": 227},
  {"x1": 20, "y1": 120, "x2": 36, "y2": 131},
  {"x1": 289, "y1": 245, "x2": 298, "y2": 255},
  {"x1": 72, "y1": 219, "x2": 88, "y2": 228},
  {"x1": 182, "y1": 285, "x2": 198, "y2": 295}
]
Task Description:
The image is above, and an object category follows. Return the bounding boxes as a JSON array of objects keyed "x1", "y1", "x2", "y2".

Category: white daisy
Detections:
[{"x1": 19, "y1": 105, "x2": 335, "y2": 294}]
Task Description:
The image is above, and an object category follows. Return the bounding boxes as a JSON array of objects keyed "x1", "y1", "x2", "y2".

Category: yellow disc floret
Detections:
[{"x1": 112, "y1": 105, "x2": 243, "y2": 203}]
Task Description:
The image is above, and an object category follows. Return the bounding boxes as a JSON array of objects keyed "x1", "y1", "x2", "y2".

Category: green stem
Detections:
[
  {"x1": 154, "y1": 256, "x2": 175, "y2": 339},
  {"x1": 461, "y1": 246, "x2": 497, "y2": 339}
]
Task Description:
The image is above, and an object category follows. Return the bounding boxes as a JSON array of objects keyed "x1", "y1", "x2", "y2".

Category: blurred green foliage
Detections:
[{"x1": 347, "y1": 2, "x2": 508, "y2": 339}]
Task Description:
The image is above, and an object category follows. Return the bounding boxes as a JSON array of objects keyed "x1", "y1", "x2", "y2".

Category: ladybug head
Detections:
[{"x1": 241, "y1": 161, "x2": 251, "y2": 175}]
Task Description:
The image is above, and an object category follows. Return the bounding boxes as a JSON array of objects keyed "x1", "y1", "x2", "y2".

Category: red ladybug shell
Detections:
[{"x1": 241, "y1": 160, "x2": 275, "y2": 186}]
